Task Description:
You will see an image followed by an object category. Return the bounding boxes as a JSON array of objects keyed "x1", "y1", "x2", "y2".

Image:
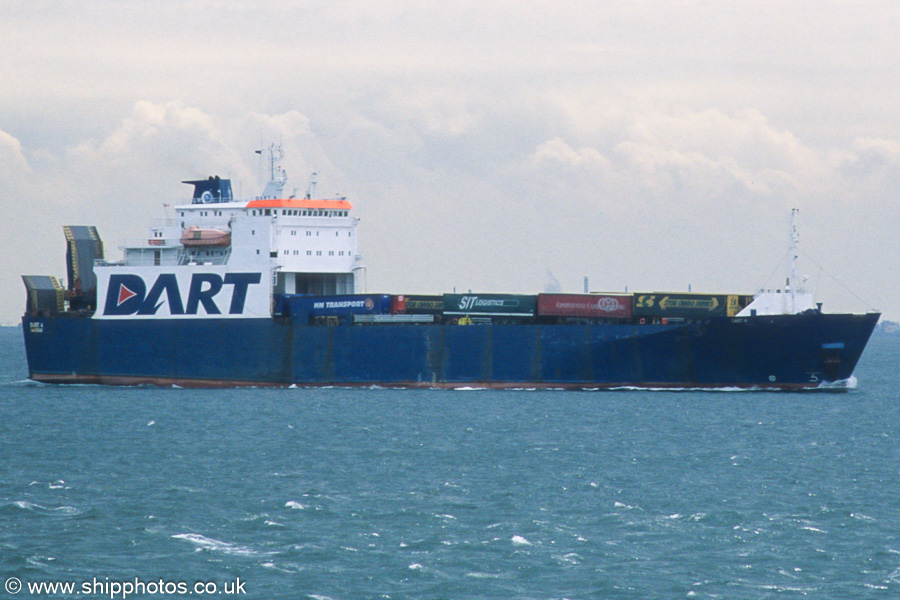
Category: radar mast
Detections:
[{"x1": 258, "y1": 143, "x2": 287, "y2": 199}]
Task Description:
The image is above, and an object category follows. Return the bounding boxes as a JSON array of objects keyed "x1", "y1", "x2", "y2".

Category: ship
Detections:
[{"x1": 21, "y1": 146, "x2": 880, "y2": 390}]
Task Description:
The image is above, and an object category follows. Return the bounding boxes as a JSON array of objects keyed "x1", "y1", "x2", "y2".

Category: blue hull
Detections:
[{"x1": 21, "y1": 313, "x2": 880, "y2": 389}]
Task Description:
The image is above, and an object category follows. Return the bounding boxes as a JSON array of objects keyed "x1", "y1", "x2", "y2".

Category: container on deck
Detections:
[
  {"x1": 283, "y1": 294, "x2": 391, "y2": 324},
  {"x1": 538, "y1": 293, "x2": 633, "y2": 319},
  {"x1": 391, "y1": 295, "x2": 444, "y2": 314},
  {"x1": 633, "y1": 293, "x2": 740, "y2": 318},
  {"x1": 443, "y1": 294, "x2": 536, "y2": 317}
]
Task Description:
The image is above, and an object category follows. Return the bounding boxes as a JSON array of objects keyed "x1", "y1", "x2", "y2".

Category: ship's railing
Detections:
[
  {"x1": 354, "y1": 314, "x2": 435, "y2": 324},
  {"x1": 118, "y1": 238, "x2": 182, "y2": 250},
  {"x1": 754, "y1": 287, "x2": 809, "y2": 294},
  {"x1": 177, "y1": 246, "x2": 232, "y2": 265}
]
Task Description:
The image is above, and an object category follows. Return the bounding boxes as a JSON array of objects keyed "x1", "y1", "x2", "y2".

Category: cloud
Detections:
[
  {"x1": 57, "y1": 101, "x2": 346, "y2": 213},
  {"x1": 512, "y1": 107, "x2": 824, "y2": 221},
  {"x1": 837, "y1": 136, "x2": 900, "y2": 189},
  {"x1": 68, "y1": 101, "x2": 238, "y2": 185},
  {"x1": 1, "y1": 130, "x2": 50, "y2": 324},
  {"x1": 532, "y1": 138, "x2": 610, "y2": 171},
  {"x1": 0, "y1": 130, "x2": 31, "y2": 192}
]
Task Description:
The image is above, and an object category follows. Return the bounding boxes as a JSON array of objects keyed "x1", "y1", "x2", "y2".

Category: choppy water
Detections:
[{"x1": 1, "y1": 326, "x2": 898, "y2": 599}]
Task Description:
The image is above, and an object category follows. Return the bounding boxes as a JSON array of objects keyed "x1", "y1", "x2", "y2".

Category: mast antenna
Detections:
[
  {"x1": 787, "y1": 208, "x2": 801, "y2": 312},
  {"x1": 267, "y1": 143, "x2": 284, "y2": 182},
  {"x1": 306, "y1": 172, "x2": 318, "y2": 200},
  {"x1": 257, "y1": 143, "x2": 287, "y2": 199}
]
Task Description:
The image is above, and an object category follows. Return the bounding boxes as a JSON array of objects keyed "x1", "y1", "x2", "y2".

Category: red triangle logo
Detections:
[{"x1": 117, "y1": 284, "x2": 137, "y2": 306}]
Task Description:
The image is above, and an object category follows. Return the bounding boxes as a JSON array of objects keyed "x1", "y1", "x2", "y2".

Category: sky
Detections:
[{"x1": 2, "y1": 0, "x2": 898, "y2": 324}]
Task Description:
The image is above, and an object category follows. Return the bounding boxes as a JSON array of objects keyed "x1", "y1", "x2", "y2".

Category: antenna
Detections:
[
  {"x1": 258, "y1": 144, "x2": 287, "y2": 199},
  {"x1": 269, "y1": 144, "x2": 284, "y2": 181},
  {"x1": 787, "y1": 208, "x2": 801, "y2": 312},
  {"x1": 306, "y1": 172, "x2": 318, "y2": 200}
]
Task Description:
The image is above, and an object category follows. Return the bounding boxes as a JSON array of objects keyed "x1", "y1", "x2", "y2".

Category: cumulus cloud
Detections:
[
  {"x1": 514, "y1": 107, "x2": 825, "y2": 219},
  {"x1": 1, "y1": 130, "x2": 50, "y2": 323},
  {"x1": 839, "y1": 136, "x2": 900, "y2": 184},
  {"x1": 532, "y1": 138, "x2": 610, "y2": 171},
  {"x1": 0, "y1": 130, "x2": 31, "y2": 192},
  {"x1": 613, "y1": 108, "x2": 818, "y2": 194},
  {"x1": 58, "y1": 101, "x2": 345, "y2": 212},
  {"x1": 67, "y1": 101, "x2": 242, "y2": 193}
]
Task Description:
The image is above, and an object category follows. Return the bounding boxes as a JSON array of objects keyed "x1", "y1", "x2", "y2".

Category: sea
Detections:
[{"x1": 1, "y1": 325, "x2": 898, "y2": 600}]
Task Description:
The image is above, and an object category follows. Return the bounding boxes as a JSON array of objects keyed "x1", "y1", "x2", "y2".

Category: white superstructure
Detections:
[
  {"x1": 737, "y1": 208, "x2": 816, "y2": 316},
  {"x1": 93, "y1": 148, "x2": 364, "y2": 319}
]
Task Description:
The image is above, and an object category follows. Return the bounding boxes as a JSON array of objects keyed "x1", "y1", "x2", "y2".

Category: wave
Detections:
[
  {"x1": 28, "y1": 479, "x2": 70, "y2": 490},
  {"x1": 2, "y1": 378, "x2": 48, "y2": 387},
  {"x1": 817, "y1": 375, "x2": 857, "y2": 390},
  {"x1": 609, "y1": 385, "x2": 754, "y2": 392},
  {"x1": 4, "y1": 500, "x2": 84, "y2": 516},
  {"x1": 171, "y1": 533, "x2": 260, "y2": 557}
]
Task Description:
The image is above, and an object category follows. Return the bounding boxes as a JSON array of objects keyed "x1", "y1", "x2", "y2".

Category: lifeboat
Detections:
[{"x1": 180, "y1": 226, "x2": 231, "y2": 247}]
